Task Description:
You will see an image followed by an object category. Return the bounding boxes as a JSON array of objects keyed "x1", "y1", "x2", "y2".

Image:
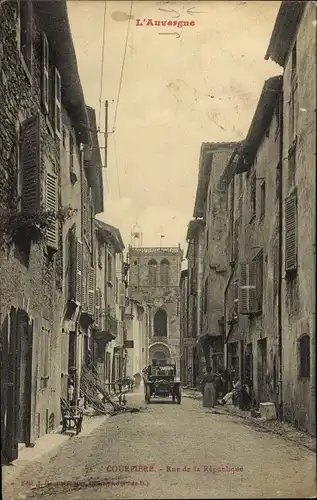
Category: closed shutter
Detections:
[
  {"x1": 285, "y1": 194, "x2": 297, "y2": 272},
  {"x1": 239, "y1": 263, "x2": 249, "y2": 314},
  {"x1": 88, "y1": 267, "x2": 95, "y2": 316},
  {"x1": 75, "y1": 238, "x2": 83, "y2": 304},
  {"x1": 45, "y1": 172, "x2": 58, "y2": 250},
  {"x1": 248, "y1": 261, "x2": 257, "y2": 313},
  {"x1": 42, "y1": 33, "x2": 49, "y2": 113},
  {"x1": 21, "y1": 114, "x2": 41, "y2": 215}
]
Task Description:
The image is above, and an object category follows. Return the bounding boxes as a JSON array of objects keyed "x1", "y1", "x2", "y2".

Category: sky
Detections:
[{"x1": 67, "y1": 0, "x2": 281, "y2": 254}]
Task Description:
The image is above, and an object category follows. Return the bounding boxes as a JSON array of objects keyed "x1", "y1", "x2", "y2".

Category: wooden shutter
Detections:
[
  {"x1": 42, "y1": 33, "x2": 49, "y2": 113},
  {"x1": 21, "y1": 114, "x2": 41, "y2": 215},
  {"x1": 285, "y1": 194, "x2": 297, "y2": 272},
  {"x1": 88, "y1": 267, "x2": 95, "y2": 316},
  {"x1": 45, "y1": 172, "x2": 58, "y2": 250},
  {"x1": 75, "y1": 238, "x2": 83, "y2": 304},
  {"x1": 54, "y1": 68, "x2": 62, "y2": 137},
  {"x1": 239, "y1": 263, "x2": 249, "y2": 314},
  {"x1": 248, "y1": 261, "x2": 257, "y2": 313}
]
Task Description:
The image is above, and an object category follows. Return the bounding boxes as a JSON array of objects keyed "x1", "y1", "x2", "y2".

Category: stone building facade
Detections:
[
  {"x1": 224, "y1": 76, "x2": 283, "y2": 412},
  {"x1": 265, "y1": 0, "x2": 316, "y2": 435},
  {"x1": 94, "y1": 220, "x2": 126, "y2": 386},
  {"x1": 128, "y1": 246, "x2": 183, "y2": 374},
  {"x1": 193, "y1": 142, "x2": 239, "y2": 373},
  {"x1": 0, "y1": 0, "x2": 104, "y2": 463}
]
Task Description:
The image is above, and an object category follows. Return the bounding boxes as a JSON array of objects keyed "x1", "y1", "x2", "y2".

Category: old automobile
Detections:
[{"x1": 143, "y1": 364, "x2": 181, "y2": 404}]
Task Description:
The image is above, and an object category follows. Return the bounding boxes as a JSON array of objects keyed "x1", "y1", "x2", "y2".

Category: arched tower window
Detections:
[
  {"x1": 160, "y1": 259, "x2": 170, "y2": 286},
  {"x1": 154, "y1": 308, "x2": 167, "y2": 337},
  {"x1": 148, "y1": 259, "x2": 157, "y2": 285}
]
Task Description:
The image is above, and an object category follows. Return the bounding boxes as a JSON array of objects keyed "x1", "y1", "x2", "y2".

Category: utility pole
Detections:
[{"x1": 104, "y1": 100, "x2": 108, "y2": 169}]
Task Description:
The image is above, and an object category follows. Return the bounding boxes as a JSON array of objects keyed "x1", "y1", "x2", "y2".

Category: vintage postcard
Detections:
[{"x1": 0, "y1": 0, "x2": 316, "y2": 499}]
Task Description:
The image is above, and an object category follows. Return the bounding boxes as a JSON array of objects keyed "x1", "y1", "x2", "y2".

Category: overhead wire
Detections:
[
  {"x1": 112, "y1": 0, "x2": 133, "y2": 133},
  {"x1": 110, "y1": 0, "x2": 134, "y2": 200},
  {"x1": 98, "y1": 0, "x2": 107, "y2": 131}
]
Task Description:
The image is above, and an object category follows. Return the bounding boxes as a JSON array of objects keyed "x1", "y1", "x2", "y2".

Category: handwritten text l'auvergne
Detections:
[{"x1": 136, "y1": 19, "x2": 196, "y2": 28}]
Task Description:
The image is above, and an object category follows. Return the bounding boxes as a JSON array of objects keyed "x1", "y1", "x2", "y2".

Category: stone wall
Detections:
[{"x1": 281, "y1": 2, "x2": 316, "y2": 435}]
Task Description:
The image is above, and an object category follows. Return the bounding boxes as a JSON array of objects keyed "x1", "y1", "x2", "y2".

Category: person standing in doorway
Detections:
[
  {"x1": 200, "y1": 366, "x2": 217, "y2": 408},
  {"x1": 68, "y1": 378, "x2": 75, "y2": 406}
]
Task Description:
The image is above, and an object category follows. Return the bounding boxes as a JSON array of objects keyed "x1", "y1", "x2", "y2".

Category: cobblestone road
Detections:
[{"x1": 3, "y1": 393, "x2": 316, "y2": 499}]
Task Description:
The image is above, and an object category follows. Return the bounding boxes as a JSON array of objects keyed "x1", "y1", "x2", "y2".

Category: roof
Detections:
[
  {"x1": 95, "y1": 219, "x2": 125, "y2": 253},
  {"x1": 264, "y1": 1, "x2": 307, "y2": 66},
  {"x1": 193, "y1": 142, "x2": 240, "y2": 218},
  {"x1": 84, "y1": 106, "x2": 104, "y2": 214},
  {"x1": 186, "y1": 218, "x2": 205, "y2": 241},
  {"x1": 235, "y1": 76, "x2": 282, "y2": 174},
  {"x1": 35, "y1": 0, "x2": 89, "y2": 143}
]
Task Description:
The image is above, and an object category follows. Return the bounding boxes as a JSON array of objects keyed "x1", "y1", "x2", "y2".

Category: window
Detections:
[
  {"x1": 160, "y1": 259, "x2": 170, "y2": 286},
  {"x1": 148, "y1": 259, "x2": 157, "y2": 285},
  {"x1": 299, "y1": 335, "x2": 310, "y2": 378},
  {"x1": 19, "y1": 0, "x2": 32, "y2": 74},
  {"x1": 239, "y1": 254, "x2": 263, "y2": 315},
  {"x1": 285, "y1": 194, "x2": 297, "y2": 273},
  {"x1": 153, "y1": 309, "x2": 167, "y2": 337},
  {"x1": 249, "y1": 172, "x2": 256, "y2": 221},
  {"x1": 260, "y1": 181, "x2": 266, "y2": 219}
]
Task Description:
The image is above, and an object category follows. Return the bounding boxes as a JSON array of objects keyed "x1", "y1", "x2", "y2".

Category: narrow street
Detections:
[{"x1": 4, "y1": 392, "x2": 316, "y2": 500}]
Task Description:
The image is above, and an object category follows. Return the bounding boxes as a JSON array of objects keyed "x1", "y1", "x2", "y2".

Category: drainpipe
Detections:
[{"x1": 277, "y1": 88, "x2": 284, "y2": 421}]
